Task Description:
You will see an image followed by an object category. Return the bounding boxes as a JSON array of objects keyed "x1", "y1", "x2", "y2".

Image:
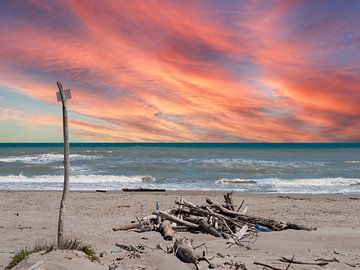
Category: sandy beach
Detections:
[{"x1": 0, "y1": 191, "x2": 359, "y2": 269}]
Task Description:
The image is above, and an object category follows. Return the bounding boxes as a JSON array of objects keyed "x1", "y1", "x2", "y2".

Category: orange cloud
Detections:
[{"x1": 0, "y1": 0, "x2": 359, "y2": 141}]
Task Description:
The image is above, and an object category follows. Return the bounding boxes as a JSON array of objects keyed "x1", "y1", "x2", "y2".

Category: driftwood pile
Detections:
[
  {"x1": 112, "y1": 193, "x2": 319, "y2": 269},
  {"x1": 113, "y1": 192, "x2": 315, "y2": 246}
]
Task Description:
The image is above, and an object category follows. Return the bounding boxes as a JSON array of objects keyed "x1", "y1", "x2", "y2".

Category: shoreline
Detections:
[
  {"x1": 1, "y1": 191, "x2": 359, "y2": 269},
  {"x1": 1, "y1": 189, "x2": 360, "y2": 196}
]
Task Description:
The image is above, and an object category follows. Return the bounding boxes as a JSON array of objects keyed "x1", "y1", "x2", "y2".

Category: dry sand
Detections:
[{"x1": 0, "y1": 191, "x2": 359, "y2": 269}]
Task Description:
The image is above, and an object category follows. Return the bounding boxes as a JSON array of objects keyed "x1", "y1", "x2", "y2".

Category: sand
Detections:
[{"x1": 0, "y1": 191, "x2": 359, "y2": 269}]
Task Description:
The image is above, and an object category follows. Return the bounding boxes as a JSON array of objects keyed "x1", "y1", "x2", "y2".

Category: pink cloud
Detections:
[{"x1": 0, "y1": 0, "x2": 359, "y2": 141}]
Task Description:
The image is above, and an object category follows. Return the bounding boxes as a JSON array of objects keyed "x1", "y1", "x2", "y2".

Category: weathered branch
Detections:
[
  {"x1": 280, "y1": 257, "x2": 328, "y2": 266},
  {"x1": 153, "y1": 210, "x2": 198, "y2": 230},
  {"x1": 198, "y1": 219, "x2": 222, "y2": 237},
  {"x1": 254, "y1": 261, "x2": 283, "y2": 270}
]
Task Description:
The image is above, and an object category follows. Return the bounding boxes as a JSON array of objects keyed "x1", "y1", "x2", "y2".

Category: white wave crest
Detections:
[
  {"x1": 214, "y1": 177, "x2": 360, "y2": 193},
  {"x1": 271, "y1": 177, "x2": 360, "y2": 187},
  {"x1": 202, "y1": 158, "x2": 325, "y2": 168},
  {"x1": 0, "y1": 174, "x2": 151, "y2": 183},
  {"x1": 216, "y1": 178, "x2": 258, "y2": 185},
  {"x1": 0, "y1": 153, "x2": 98, "y2": 164}
]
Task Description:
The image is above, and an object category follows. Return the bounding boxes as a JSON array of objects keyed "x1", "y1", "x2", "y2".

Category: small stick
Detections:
[
  {"x1": 236, "y1": 199, "x2": 245, "y2": 212},
  {"x1": 285, "y1": 255, "x2": 295, "y2": 270},
  {"x1": 222, "y1": 219, "x2": 234, "y2": 234},
  {"x1": 179, "y1": 196, "x2": 184, "y2": 219},
  {"x1": 280, "y1": 257, "x2": 328, "y2": 266},
  {"x1": 193, "y1": 243, "x2": 205, "y2": 250},
  {"x1": 136, "y1": 216, "x2": 144, "y2": 230},
  {"x1": 254, "y1": 261, "x2": 283, "y2": 270},
  {"x1": 315, "y1": 258, "x2": 339, "y2": 263},
  {"x1": 156, "y1": 201, "x2": 161, "y2": 225},
  {"x1": 344, "y1": 261, "x2": 358, "y2": 267}
]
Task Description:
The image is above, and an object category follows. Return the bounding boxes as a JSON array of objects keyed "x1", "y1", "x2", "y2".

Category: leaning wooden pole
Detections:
[{"x1": 56, "y1": 81, "x2": 71, "y2": 249}]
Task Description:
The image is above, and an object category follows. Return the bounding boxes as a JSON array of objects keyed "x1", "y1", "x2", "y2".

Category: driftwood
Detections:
[
  {"x1": 173, "y1": 238, "x2": 215, "y2": 269},
  {"x1": 224, "y1": 192, "x2": 235, "y2": 211},
  {"x1": 113, "y1": 192, "x2": 315, "y2": 253},
  {"x1": 174, "y1": 238, "x2": 200, "y2": 269},
  {"x1": 112, "y1": 214, "x2": 157, "y2": 231},
  {"x1": 278, "y1": 195, "x2": 305, "y2": 200},
  {"x1": 236, "y1": 199, "x2": 245, "y2": 212},
  {"x1": 160, "y1": 220, "x2": 174, "y2": 241},
  {"x1": 176, "y1": 201, "x2": 247, "y2": 230},
  {"x1": 224, "y1": 261, "x2": 247, "y2": 270},
  {"x1": 113, "y1": 222, "x2": 147, "y2": 231},
  {"x1": 285, "y1": 223, "x2": 316, "y2": 231},
  {"x1": 198, "y1": 219, "x2": 222, "y2": 237},
  {"x1": 206, "y1": 198, "x2": 315, "y2": 231},
  {"x1": 254, "y1": 261, "x2": 283, "y2": 270},
  {"x1": 315, "y1": 258, "x2": 339, "y2": 263},
  {"x1": 56, "y1": 81, "x2": 70, "y2": 249},
  {"x1": 113, "y1": 209, "x2": 177, "y2": 231},
  {"x1": 154, "y1": 210, "x2": 199, "y2": 229},
  {"x1": 172, "y1": 225, "x2": 191, "y2": 232},
  {"x1": 122, "y1": 188, "x2": 166, "y2": 192},
  {"x1": 115, "y1": 243, "x2": 145, "y2": 253},
  {"x1": 156, "y1": 201, "x2": 161, "y2": 225},
  {"x1": 206, "y1": 198, "x2": 286, "y2": 231},
  {"x1": 280, "y1": 257, "x2": 328, "y2": 266}
]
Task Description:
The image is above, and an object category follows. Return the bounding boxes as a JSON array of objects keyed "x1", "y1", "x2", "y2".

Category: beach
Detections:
[
  {"x1": 0, "y1": 191, "x2": 359, "y2": 269},
  {"x1": 1, "y1": 0, "x2": 360, "y2": 269}
]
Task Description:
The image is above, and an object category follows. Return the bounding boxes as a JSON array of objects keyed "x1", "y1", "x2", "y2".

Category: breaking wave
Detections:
[
  {"x1": 0, "y1": 154, "x2": 98, "y2": 164},
  {"x1": 215, "y1": 177, "x2": 360, "y2": 193},
  {"x1": 0, "y1": 174, "x2": 154, "y2": 183}
]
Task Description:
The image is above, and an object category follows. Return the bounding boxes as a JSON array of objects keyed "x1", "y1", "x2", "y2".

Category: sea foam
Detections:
[
  {"x1": 0, "y1": 174, "x2": 150, "y2": 183},
  {"x1": 215, "y1": 177, "x2": 360, "y2": 193},
  {"x1": 0, "y1": 153, "x2": 97, "y2": 164}
]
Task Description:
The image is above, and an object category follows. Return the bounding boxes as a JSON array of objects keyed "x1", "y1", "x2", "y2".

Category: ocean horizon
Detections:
[{"x1": 1, "y1": 142, "x2": 359, "y2": 193}]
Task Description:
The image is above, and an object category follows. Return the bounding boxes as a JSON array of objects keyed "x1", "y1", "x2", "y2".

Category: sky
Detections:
[{"x1": 0, "y1": 0, "x2": 359, "y2": 142}]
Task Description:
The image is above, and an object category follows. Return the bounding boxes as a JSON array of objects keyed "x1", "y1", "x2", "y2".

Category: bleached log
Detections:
[
  {"x1": 113, "y1": 220, "x2": 150, "y2": 231},
  {"x1": 153, "y1": 210, "x2": 198, "y2": 230},
  {"x1": 160, "y1": 220, "x2": 174, "y2": 241}
]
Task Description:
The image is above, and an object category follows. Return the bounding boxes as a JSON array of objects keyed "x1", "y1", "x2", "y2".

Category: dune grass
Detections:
[
  {"x1": 60, "y1": 238, "x2": 98, "y2": 262},
  {"x1": 6, "y1": 239, "x2": 98, "y2": 269},
  {"x1": 6, "y1": 242, "x2": 55, "y2": 269}
]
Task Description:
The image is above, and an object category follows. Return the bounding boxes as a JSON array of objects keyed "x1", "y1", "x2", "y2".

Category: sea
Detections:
[{"x1": 0, "y1": 143, "x2": 359, "y2": 193}]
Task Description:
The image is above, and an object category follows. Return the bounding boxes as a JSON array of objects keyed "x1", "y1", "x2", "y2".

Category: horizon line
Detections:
[{"x1": 0, "y1": 142, "x2": 359, "y2": 144}]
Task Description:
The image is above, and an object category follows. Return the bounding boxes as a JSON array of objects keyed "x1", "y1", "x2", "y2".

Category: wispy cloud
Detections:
[{"x1": 0, "y1": 0, "x2": 359, "y2": 141}]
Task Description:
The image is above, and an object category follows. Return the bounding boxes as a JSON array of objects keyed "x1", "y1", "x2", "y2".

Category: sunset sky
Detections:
[{"x1": 0, "y1": 0, "x2": 359, "y2": 142}]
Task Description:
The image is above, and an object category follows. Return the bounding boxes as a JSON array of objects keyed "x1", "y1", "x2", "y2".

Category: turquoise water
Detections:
[{"x1": 0, "y1": 143, "x2": 359, "y2": 193}]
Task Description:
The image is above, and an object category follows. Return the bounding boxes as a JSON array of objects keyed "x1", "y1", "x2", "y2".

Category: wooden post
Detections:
[{"x1": 56, "y1": 81, "x2": 71, "y2": 249}]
